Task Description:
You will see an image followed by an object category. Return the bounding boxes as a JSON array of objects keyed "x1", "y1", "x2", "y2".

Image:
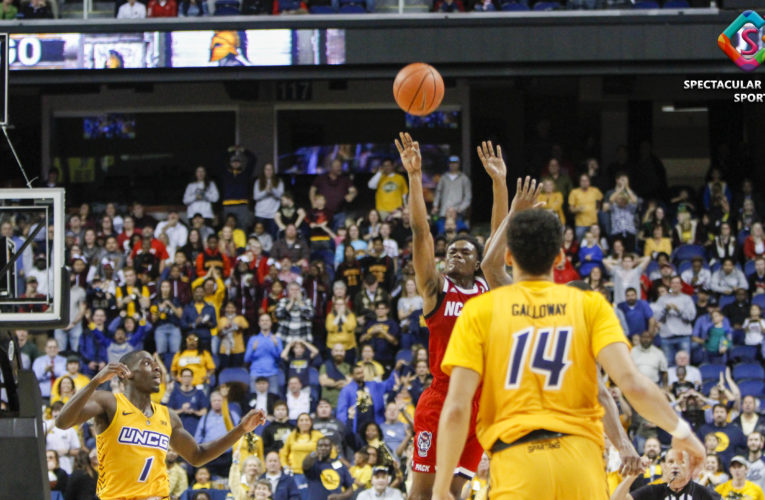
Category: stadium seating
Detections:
[
  {"x1": 746, "y1": 260, "x2": 757, "y2": 277},
  {"x1": 532, "y1": 1, "x2": 560, "y2": 9},
  {"x1": 733, "y1": 363, "x2": 765, "y2": 381},
  {"x1": 753, "y1": 295, "x2": 765, "y2": 309},
  {"x1": 701, "y1": 379, "x2": 718, "y2": 395},
  {"x1": 217, "y1": 367, "x2": 250, "y2": 386},
  {"x1": 738, "y1": 379, "x2": 765, "y2": 397},
  {"x1": 310, "y1": 5, "x2": 337, "y2": 12},
  {"x1": 500, "y1": 1, "x2": 530, "y2": 8},
  {"x1": 730, "y1": 345, "x2": 759, "y2": 363},
  {"x1": 699, "y1": 363, "x2": 726, "y2": 382},
  {"x1": 718, "y1": 294, "x2": 736, "y2": 310},
  {"x1": 672, "y1": 245, "x2": 706, "y2": 264}
]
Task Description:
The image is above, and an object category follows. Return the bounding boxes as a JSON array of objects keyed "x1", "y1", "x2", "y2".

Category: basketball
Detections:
[{"x1": 393, "y1": 62, "x2": 445, "y2": 116}]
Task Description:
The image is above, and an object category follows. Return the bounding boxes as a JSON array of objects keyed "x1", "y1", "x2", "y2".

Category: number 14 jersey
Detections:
[{"x1": 442, "y1": 280, "x2": 628, "y2": 453}]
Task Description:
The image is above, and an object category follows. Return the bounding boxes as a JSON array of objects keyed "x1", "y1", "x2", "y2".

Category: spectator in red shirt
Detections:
[
  {"x1": 195, "y1": 234, "x2": 232, "y2": 278},
  {"x1": 148, "y1": 0, "x2": 177, "y2": 17},
  {"x1": 553, "y1": 250, "x2": 580, "y2": 284},
  {"x1": 744, "y1": 222, "x2": 765, "y2": 261},
  {"x1": 130, "y1": 226, "x2": 169, "y2": 262}
]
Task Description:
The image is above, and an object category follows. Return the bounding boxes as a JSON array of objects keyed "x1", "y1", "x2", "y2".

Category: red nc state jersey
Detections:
[{"x1": 424, "y1": 275, "x2": 489, "y2": 391}]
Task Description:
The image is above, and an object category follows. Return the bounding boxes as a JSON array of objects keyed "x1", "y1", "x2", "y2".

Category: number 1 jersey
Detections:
[
  {"x1": 441, "y1": 280, "x2": 628, "y2": 452},
  {"x1": 96, "y1": 393, "x2": 171, "y2": 500}
]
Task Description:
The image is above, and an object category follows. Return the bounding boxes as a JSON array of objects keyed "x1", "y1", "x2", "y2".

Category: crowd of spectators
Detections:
[{"x1": 7, "y1": 138, "x2": 765, "y2": 498}]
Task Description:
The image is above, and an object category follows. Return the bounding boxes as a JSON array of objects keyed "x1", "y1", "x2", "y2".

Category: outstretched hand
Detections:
[
  {"x1": 477, "y1": 141, "x2": 506, "y2": 181},
  {"x1": 510, "y1": 176, "x2": 544, "y2": 214},
  {"x1": 394, "y1": 132, "x2": 421, "y2": 175},
  {"x1": 240, "y1": 409, "x2": 267, "y2": 433}
]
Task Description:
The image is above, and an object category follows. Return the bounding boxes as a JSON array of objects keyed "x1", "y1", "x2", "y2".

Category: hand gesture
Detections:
[
  {"x1": 93, "y1": 362, "x2": 131, "y2": 385},
  {"x1": 671, "y1": 432, "x2": 705, "y2": 478},
  {"x1": 510, "y1": 176, "x2": 545, "y2": 214},
  {"x1": 618, "y1": 444, "x2": 644, "y2": 476},
  {"x1": 240, "y1": 409, "x2": 267, "y2": 433},
  {"x1": 394, "y1": 132, "x2": 421, "y2": 175},
  {"x1": 476, "y1": 141, "x2": 506, "y2": 181}
]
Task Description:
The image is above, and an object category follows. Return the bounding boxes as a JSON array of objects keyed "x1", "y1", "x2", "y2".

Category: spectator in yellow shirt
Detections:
[
  {"x1": 218, "y1": 301, "x2": 249, "y2": 369},
  {"x1": 568, "y1": 173, "x2": 603, "y2": 241},
  {"x1": 349, "y1": 449, "x2": 373, "y2": 490},
  {"x1": 367, "y1": 159, "x2": 408, "y2": 220},
  {"x1": 279, "y1": 413, "x2": 324, "y2": 475},
  {"x1": 51, "y1": 356, "x2": 91, "y2": 403},
  {"x1": 170, "y1": 334, "x2": 216, "y2": 386},
  {"x1": 538, "y1": 178, "x2": 565, "y2": 225},
  {"x1": 643, "y1": 226, "x2": 673, "y2": 260},
  {"x1": 715, "y1": 456, "x2": 765, "y2": 500}
]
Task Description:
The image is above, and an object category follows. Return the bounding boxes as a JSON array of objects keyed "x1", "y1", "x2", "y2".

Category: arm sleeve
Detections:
[
  {"x1": 183, "y1": 184, "x2": 197, "y2": 206},
  {"x1": 367, "y1": 171, "x2": 382, "y2": 190},
  {"x1": 441, "y1": 297, "x2": 486, "y2": 377},
  {"x1": 207, "y1": 182, "x2": 219, "y2": 203}
]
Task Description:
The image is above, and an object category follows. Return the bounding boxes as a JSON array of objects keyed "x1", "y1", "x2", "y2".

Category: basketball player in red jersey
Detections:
[{"x1": 394, "y1": 133, "x2": 510, "y2": 499}]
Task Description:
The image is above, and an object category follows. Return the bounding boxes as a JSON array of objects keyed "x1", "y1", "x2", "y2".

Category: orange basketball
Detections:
[{"x1": 393, "y1": 63, "x2": 445, "y2": 116}]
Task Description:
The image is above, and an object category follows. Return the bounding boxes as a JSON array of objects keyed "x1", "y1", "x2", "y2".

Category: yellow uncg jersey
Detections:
[
  {"x1": 96, "y1": 393, "x2": 172, "y2": 500},
  {"x1": 716, "y1": 480, "x2": 765, "y2": 500},
  {"x1": 442, "y1": 280, "x2": 628, "y2": 453}
]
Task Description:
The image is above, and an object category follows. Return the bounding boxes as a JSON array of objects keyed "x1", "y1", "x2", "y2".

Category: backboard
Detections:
[{"x1": 0, "y1": 188, "x2": 68, "y2": 329}]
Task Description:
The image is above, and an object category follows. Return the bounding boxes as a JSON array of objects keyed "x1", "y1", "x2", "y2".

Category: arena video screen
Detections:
[{"x1": 7, "y1": 29, "x2": 345, "y2": 70}]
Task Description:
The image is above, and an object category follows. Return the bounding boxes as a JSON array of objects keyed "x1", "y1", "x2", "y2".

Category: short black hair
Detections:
[
  {"x1": 119, "y1": 349, "x2": 145, "y2": 368},
  {"x1": 625, "y1": 287, "x2": 637, "y2": 294},
  {"x1": 447, "y1": 234, "x2": 483, "y2": 260},
  {"x1": 255, "y1": 376, "x2": 269, "y2": 383},
  {"x1": 507, "y1": 210, "x2": 562, "y2": 276}
]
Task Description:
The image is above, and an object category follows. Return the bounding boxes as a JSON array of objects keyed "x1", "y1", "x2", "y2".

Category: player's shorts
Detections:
[
  {"x1": 488, "y1": 434, "x2": 607, "y2": 500},
  {"x1": 411, "y1": 386, "x2": 483, "y2": 477}
]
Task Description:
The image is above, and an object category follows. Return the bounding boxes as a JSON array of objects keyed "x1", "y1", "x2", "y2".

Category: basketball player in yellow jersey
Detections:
[
  {"x1": 430, "y1": 208, "x2": 705, "y2": 500},
  {"x1": 56, "y1": 350, "x2": 266, "y2": 500}
]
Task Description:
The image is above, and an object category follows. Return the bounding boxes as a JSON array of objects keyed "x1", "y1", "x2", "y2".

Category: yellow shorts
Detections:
[{"x1": 488, "y1": 434, "x2": 607, "y2": 500}]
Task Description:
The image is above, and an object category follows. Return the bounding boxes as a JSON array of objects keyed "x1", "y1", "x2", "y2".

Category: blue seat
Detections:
[
  {"x1": 672, "y1": 244, "x2": 706, "y2": 264},
  {"x1": 218, "y1": 367, "x2": 250, "y2": 386},
  {"x1": 730, "y1": 345, "x2": 758, "y2": 362},
  {"x1": 739, "y1": 379, "x2": 765, "y2": 397},
  {"x1": 308, "y1": 367, "x2": 321, "y2": 402},
  {"x1": 701, "y1": 379, "x2": 718, "y2": 395},
  {"x1": 645, "y1": 260, "x2": 660, "y2": 277},
  {"x1": 746, "y1": 260, "x2": 757, "y2": 277},
  {"x1": 532, "y1": 1, "x2": 560, "y2": 9},
  {"x1": 699, "y1": 363, "x2": 726, "y2": 382},
  {"x1": 310, "y1": 5, "x2": 336, "y2": 11},
  {"x1": 501, "y1": 1, "x2": 529, "y2": 8},
  {"x1": 733, "y1": 363, "x2": 765, "y2": 381},
  {"x1": 395, "y1": 349, "x2": 413, "y2": 365},
  {"x1": 213, "y1": 0, "x2": 240, "y2": 13},
  {"x1": 633, "y1": 1, "x2": 659, "y2": 7},
  {"x1": 739, "y1": 230, "x2": 751, "y2": 246},
  {"x1": 718, "y1": 294, "x2": 736, "y2": 310},
  {"x1": 678, "y1": 261, "x2": 693, "y2": 275},
  {"x1": 277, "y1": 0, "x2": 302, "y2": 9},
  {"x1": 753, "y1": 295, "x2": 765, "y2": 310},
  {"x1": 711, "y1": 261, "x2": 722, "y2": 273},
  {"x1": 338, "y1": 3, "x2": 366, "y2": 11},
  {"x1": 662, "y1": 0, "x2": 688, "y2": 6}
]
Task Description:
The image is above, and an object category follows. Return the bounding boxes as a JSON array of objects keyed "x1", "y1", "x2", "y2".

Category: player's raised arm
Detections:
[
  {"x1": 55, "y1": 363, "x2": 127, "y2": 429},
  {"x1": 395, "y1": 132, "x2": 442, "y2": 309},
  {"x1": 168, "y1": 407, "x2": 266, "y2": 467},
  {"x1": 481, "y1": 176, "x2": 543, "y2": 289},
  {"x1": 476, "y1": 141, "x2": 509, "y2": 238}
]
